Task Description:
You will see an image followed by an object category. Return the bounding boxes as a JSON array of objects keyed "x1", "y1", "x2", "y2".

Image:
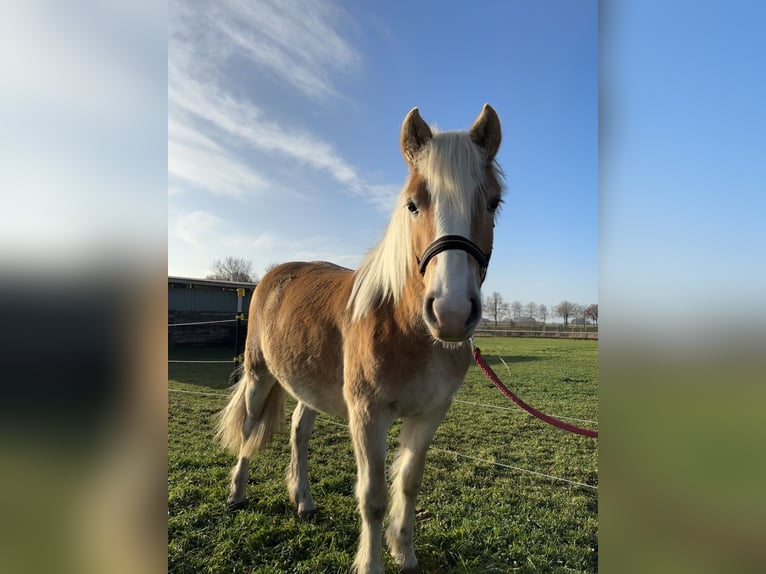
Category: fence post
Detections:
[{"x1": 234, "y1": 288, "x2": 246, "y2": 363}]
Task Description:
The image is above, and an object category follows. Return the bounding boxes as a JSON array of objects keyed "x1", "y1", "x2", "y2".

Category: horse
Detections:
[{"x1": 216, "y1": 104, "x2": 504, "y2": 574}]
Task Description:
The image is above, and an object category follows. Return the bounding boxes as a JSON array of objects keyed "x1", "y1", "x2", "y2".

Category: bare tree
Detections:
[
  {"x1": 524, "y1": 302, "x2": 537, "y2": 322},
  {"x1": 483, "y1": 292, "x2": 509, "y2": 327},
  {"x1": 573, "y1": 304, "x2": 586, "y2": 325},
  {"x1": 584, "y1": 303, "x2": 598, "y2": 326},
  {"x1": 554, "y1": 300, "x2": 578, "y2": 326},
  {"x1": 207, "y1": 256, "x2": 257, "y2": 282},
  {"x1": 264, "y1": 262, "x2": 281, "y2": 274},
  {"x1": 510, "y1": 301, "x2": 522, "y2": 322},
  {"x1": 538, "y1": 303, "x2": 548, "y2": 324}
]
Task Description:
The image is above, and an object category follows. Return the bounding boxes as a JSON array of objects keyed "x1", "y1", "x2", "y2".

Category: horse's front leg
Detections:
[
  {"x1": 386, "y1": 401, "x2": 451, "y2": 573},
  {"x1": 287, "y1": 401, "x2": 317, "y2": 518},
  {"x1": 348, "y1": 400, "x2": 393, "y2": 574}
]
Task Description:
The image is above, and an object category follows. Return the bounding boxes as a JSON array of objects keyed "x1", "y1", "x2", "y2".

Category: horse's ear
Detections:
[
  {"x1": 469, "y1": 103, "x2": 502, "y2": 161},
  {"x1": 401, "y1": 107, "x2": 433, "y2": 167}
]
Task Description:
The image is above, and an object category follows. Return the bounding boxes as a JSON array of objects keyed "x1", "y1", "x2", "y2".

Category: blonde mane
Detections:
[{"x1": 348, "y1": 130, "x2": 495, "y2": 320}]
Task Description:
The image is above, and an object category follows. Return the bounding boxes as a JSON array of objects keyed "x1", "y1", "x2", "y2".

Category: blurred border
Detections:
[
  {"x1": 0, "y1": 2, "x2": 168, "y2": 573},
  {"x1": 600, "y1": 1, "x2": 765, "y2": 572},
  {"x1": 1, "y1": 1, "x2": 764, "y2": 573}
]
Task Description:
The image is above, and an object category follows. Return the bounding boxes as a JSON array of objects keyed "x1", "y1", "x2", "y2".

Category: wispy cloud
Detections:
[
  {"x1": 168, "y1": 117, "x2": 269, "y2": 197},
  {"x1": 172, "y1": 210, "x2": 226, "y2": 248},
  {"x1": 168, "y1": 0, "x2": 399, "y2": 219},
  {"x1": 355, "y1": 184, "x2": 402, "y2": 212},
  {"x1": 216, "y1": 0, "x2": 360, "y2": 99},
  {"x1": 168, "y1": 65, "x2": 358, "y2": 185}
]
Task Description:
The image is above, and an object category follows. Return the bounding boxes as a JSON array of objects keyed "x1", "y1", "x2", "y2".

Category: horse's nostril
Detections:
[
  {"x1": 424, "y1": 297, "x2": 437, "y2": 324},
  {"x1": 466, "y1": 297, "x2": 481, "y2": 327}
]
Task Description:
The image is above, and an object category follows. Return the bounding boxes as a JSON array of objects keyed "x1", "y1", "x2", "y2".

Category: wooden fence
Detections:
[{"x1": 473, "y1": 327, "x2": 598, "y2": 340}]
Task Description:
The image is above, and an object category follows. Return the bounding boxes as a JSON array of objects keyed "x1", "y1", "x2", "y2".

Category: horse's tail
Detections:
[{"x1": 215, "y1": 361, "x2": 285, "y2": 457}]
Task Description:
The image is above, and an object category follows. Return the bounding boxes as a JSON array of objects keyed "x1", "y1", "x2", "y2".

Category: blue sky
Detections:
[
  {"x1": 168, "y1": 0, "x2": 598, "y2": 310},
  {"x1": 601, "y1": 1, "x2": 766, "y2": 331}
]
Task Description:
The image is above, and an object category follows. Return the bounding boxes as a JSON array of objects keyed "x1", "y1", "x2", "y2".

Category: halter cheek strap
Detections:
[{"x1": 417, "y1": 235, "x2": 492, "y2": 283}]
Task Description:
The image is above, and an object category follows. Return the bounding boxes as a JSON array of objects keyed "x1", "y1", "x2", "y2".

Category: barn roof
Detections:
[{"x1": 168, "y1": 275, "x2": 257, "y2": 290}]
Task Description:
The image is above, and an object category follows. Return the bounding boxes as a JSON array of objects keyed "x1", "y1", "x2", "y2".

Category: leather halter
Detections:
[{"x1": 417, "y1": 235, "x2": 491, "y2": 283}]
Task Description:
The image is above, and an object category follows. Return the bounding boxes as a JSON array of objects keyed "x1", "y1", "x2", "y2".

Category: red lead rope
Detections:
[{"x1": 471, "y1": 342, "x2": 598, "y2": 439}]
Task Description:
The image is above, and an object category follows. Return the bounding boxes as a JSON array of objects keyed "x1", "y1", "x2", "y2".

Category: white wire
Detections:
[
  {"x1": 168, "y1": 319, "x2": 239, "y2": 327},
  {"x1": 477, "y1": 351, "x2": 598, "y2": 425},
  {"x1": 429, "y1": 447, "x2": 597, "y2": 490},
  {"x1": 168, "y1": 388, "x2": 597, "y2": 491},
  {"x1": 166, "y1": 344, "x2": 597, "y2": 427},
  {"x1": 169, "y1": 388, "x2": 229, "y2": 397},
  {"x1": 317, "y1": 417, "x2": 348, "y2": 429},
  {"x1": 452, "y1": 399, "x2": 598, "y2": 425},
  {"x1": 167, "y1": 388, "x2": 596, "y2": 425},
  {"x1": 312, "y1": 417, "x2": 597, "y2": 491},
  {"x1": 169, "y1": 360, "x2": 234, "y2": 364}
]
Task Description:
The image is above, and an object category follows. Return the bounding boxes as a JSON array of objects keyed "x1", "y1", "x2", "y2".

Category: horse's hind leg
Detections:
[
  {"x1": 223, "y1": 363, "x2": 283, "y2": 510},
  {"x1": 386, "y1": 401, "x2": 451, "y2": 573},
  {"x1": 287, "y1": 401, "x2": 317, "y2": 518}
]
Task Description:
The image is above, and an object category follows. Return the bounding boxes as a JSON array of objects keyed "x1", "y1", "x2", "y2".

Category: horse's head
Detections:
[{"x1": 401, "y1": 104, "x2": 504, "y2": 342}]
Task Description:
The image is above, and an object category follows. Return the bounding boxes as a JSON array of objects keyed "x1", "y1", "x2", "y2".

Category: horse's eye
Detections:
[
  {"x1": 487, "y1": 197, "x2": 502, "y2": 213},
  {"x1": 406, "y1": 200, "x2": 419, "y2": 215}
]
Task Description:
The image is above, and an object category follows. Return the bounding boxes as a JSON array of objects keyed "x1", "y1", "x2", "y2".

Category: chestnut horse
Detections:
[{"x1": 216, "y1": 104, "x2": 504, "y2": 573}]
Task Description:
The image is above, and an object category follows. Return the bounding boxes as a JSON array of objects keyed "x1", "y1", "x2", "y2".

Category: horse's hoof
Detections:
[
  {"x1": 297, "y1": 508, "x2": 317, "y2": 520},
  {"x1": 227, "y1": 499, "x2": 246, "y2": 512}
]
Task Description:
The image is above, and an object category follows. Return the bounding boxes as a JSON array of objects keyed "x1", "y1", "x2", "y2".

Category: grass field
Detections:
[{"x1": 168, "y1": 337, "x2": 598, "y2": 573}]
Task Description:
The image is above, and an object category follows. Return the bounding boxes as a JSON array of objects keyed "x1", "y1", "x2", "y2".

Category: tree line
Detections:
[{"x1": 483, "y1": 292, "x2": 597, "y2": 327}]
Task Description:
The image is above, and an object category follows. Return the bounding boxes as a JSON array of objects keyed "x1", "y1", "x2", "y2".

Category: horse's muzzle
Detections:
[{"x1": 424, "y1": 294, "x2": 482, "y2": 342}]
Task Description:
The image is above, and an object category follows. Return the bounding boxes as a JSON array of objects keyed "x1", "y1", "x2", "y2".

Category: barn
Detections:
[{"x1": 168, "y1": 276, "x2": 257, "y2": 347}]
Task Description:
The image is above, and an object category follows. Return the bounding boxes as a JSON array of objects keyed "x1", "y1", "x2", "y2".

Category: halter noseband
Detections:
[{"x1": 417, "y1": 235, "x2": 491, "y2": 283}]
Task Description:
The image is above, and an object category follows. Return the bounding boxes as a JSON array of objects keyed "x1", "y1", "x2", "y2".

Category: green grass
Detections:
[{"x1": 168, "y1": 337, "x2": 598, "y2": 573}]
